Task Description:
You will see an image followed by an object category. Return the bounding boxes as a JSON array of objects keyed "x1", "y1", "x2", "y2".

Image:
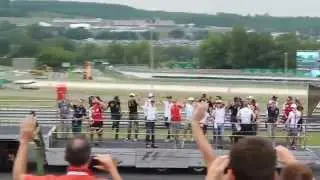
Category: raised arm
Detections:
[
  {"x1": 192, "y1": 102, "x2": 215, "y2": 166},
  {"x1": 13, "y1": 115, "x2": 36, "y2": 180}
]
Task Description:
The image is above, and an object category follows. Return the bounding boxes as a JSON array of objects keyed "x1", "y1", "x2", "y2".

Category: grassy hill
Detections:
[{"x1": 2, "y1": 1, "x2": 320, "y2": 33}]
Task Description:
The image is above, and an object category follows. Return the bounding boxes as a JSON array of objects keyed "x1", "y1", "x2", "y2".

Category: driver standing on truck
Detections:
[
  {"x1": 89, "y1": 96, "x2": 107, "y2": 146},
  {"x1": 57, "y1": 97, "x2": 72, "y2": 139},
  {"x1": 72, "y1": 99, "x2": 87, "y2": 135}
]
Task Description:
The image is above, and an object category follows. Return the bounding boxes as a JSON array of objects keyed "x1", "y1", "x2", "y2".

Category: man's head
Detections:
[
  {"x1": 287, "y1": 96, "x2": 293, "y2": 103},
  {"x1": 228, "y1": 137, "x2": 276, "y2": 180},
  {"x1": 65, "y1": 136, "x2": 91, "y2": 167}
]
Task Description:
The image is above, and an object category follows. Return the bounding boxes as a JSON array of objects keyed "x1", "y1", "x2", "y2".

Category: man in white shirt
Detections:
[
  {"x1": 183, "y1": 97, "x2": 194, "y2": 142},
  {"x1": 212, "y1": 100, "x2": 226, "y2": 149},
  {"x1": 286, "y1": 104, "x2": 301, "y2": 150},
  {"x1": 237, "y1": 100, "x2": 255, "y2": 137},
  {"x1": 145, "y1": 99, "x2": 158, "y2": 148},
  {"x1": 163, "y1": 96, "x2": 173, "y2": 142}
]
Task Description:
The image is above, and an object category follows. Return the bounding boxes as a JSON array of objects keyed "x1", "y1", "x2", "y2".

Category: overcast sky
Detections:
[{"x1": 62, "y1": 0, "x2": 320, "y2": 17}]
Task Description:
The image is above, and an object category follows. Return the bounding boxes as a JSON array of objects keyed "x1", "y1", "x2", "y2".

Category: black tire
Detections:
[{"x1": 192, "y1": 167, "x2": 205, "y2": 173}]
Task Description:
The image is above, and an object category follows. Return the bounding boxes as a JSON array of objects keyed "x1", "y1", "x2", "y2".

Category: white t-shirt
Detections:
[
  {"x1": 213, "y1": 108, "x2": 226, "y2": 124},
  {"x1": 287, "y1": 110, "x2": 301, "y2": 128},
  {"x1": 184, "y1": 103, "x2": 193, "y2": 120},
  {"x1": 237, "y1": 107, "x2": 254, "y2": 124},
  {"x1": 143, "y1": 101, "x2": 150, "y2": 116},
  {"x1": 146, "y1": 105, "x2": 157, "y2": 121},
  {"x1": 163, "y1": 100, "x2": 172, "y2": 119}
]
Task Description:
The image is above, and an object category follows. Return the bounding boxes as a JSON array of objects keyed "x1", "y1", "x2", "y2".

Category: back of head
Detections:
[
  {"x1": 65, "y1": 136, "x2": 91, "y2": 167},
  {"x1": 281, "y1": 164, "x2": 313, "y2": 180},
  {"x1": 230, "y1": 137, "x2": 276, "y2": 180}
]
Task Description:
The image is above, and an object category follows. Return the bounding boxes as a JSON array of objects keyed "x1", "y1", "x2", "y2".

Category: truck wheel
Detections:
[
  {"x1": 156, "y1": 168, "x2": 168, "y2": 173},
  {"x1": 192, "y1": 167, "x2": 205, "y2": 173}
]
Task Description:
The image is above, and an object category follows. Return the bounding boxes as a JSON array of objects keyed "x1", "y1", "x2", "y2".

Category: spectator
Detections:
[
  {"x1": 192, "y1": 102, "x2": 277, "y2": 180},
  {"x1": 108, "y1": 96, "x2": 121, "y2": 140},
  {"x1": 228, "y1": 97, "x2": 241, "y2": 144},
  {"x1": 13, "y1": 115, "x2": 122, "y2": 180},
  {"x1": 145, "y1": 99, "x2": 157, "y2": 148},
  {"x1": 267, "y1": 101, "x2": 279, "y2": 146},
  {"x1": 72, "y1": 99, "x2": 87, "y2": 135},
  {"x1": 170, "y1": 99, "x2": 184, "y2": 149},
  {"x1": 183, "y1": 97, "x2": 194, "y2": 142},
  {"x1": 237, "y1": 100, "x2": 255, "y2": 136},
  {"x1": 57, "y1": 97, "x2": 72, "y2": 138},
  {"x1": 163, "y1": 96, "x2": 173, "y2": 142},
  {"x1": 89, "y1": 97, "x2": 107, "y2": 144},
  {"x1": 212, "y1": 100, "x2": 226, "y2": 149},
  {"x1": 127, "y1": 93, "x2": 139, "y2": 141},
  {"x1": 286, "y1": 104, "x2": 301, "y2": 150}
]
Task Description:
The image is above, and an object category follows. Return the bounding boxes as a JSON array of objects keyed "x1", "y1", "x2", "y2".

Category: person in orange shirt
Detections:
[
  {"x1": 13, "y1": 115, "x2": 122, "y2": 180},
  {"x1": 170, "y1": 99, "x2": 184, "y2": 149}
]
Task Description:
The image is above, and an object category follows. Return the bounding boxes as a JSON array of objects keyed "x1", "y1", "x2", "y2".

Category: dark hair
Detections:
[
  {"x1": 229, "y1": 137, "x2": 276, "y2": 180},
  {"x1": 288, "y1": 96, "x2": 293, "y2": 101},
  {"x1": 281, "y1": 163, "x2": 313, "y2": 180},
  {"x1": 29, "y1": 111, "x2": 36, "y2": 116},
  {"x1": 65, "y1": 136, "x2": 91, "y2": 167}
]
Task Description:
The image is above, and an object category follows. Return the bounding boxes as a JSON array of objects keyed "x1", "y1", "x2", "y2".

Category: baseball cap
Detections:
[{"x1": 129, "y1": 93, "x2": 136, "y2": 97}]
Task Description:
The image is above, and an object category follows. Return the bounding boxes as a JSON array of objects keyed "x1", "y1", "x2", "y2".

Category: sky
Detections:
[{"x1": 62, "y1": 0, "x2": 320, "y2": 17}]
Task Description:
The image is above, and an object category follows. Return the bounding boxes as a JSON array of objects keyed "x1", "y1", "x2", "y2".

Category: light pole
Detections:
[
  {"x1": 284, "y1": 52, "x2": 289, "y2": 94},
  {"x1": 284, "y1": 52, "x2": 288, "y2": 78}
]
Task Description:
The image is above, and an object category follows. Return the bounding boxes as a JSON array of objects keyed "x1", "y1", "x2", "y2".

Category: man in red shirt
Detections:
[
  {"x1": 89, "y1": 96, "x2": 107, "y2": 144},
  {"x1": 170, "y1": 99, "x2": 184, "y2": 149},
  {"x1": 13, "y1": 115, "x2": 122, "y2": 180},
  {"x1": 282, "y1": 96, "x2": 294, "y2": 122}
]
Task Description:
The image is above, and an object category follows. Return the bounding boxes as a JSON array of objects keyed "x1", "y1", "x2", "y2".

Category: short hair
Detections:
[
  {"x1": 229, "y1": 137, "x2": 276, "y2": 180},
  {"x1": 65, "y1": 136, "x2": 91, "y2": 167},
  {"x1": 281, "y1": 163, "x2": 313, "y2": 180}
]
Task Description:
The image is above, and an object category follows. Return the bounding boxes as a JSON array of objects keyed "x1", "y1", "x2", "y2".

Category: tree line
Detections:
[
  {"x1": 2, "y1": 1, "x2": 320, "y2": 33},
  {"x1": 1, "y1": 21, "x2": 320, "y2": 69}
]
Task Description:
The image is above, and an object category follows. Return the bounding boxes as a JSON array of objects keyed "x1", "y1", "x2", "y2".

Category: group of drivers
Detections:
[{"x1": 56, "y1": 93, "x2": 304, "y2": 149}]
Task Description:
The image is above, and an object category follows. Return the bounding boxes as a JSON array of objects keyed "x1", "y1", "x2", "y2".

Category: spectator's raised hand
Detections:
[
  {"x1": 192, "y1": 102, "x2": 208, "y2": 122},
  {"x1": 275, "y1": 145, "x2": 297, "y2": 165},
  {"x1": 206, "y1": 155, "x2": 230, "y2": 180},
  {"x1": 93, "y1": 154, "x2": 117, "y2": 172},
  {"x1": 20, "y1": 115, "x2": 36, "y2": 143}
]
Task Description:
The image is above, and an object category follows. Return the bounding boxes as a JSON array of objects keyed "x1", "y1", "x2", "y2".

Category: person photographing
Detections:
[{"x1": 13, "y1": 115, "x2": 122, "y2": 180}]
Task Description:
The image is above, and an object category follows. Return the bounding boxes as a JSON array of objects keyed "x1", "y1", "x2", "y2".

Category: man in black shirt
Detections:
[
  {"x1": 228, "y1": 97, "x2": 241, "y2": 144},
  {"x1": 108, "y1": 96, "x2": 121, "y2": 140},
  {"x1": 72, "y1": 99, "x2": 87, "y2": 135},
  {"x1": 126, "y1": 93, "x2": 139, "y2": 141},
  {"x1": 267, "y1": 101, "x2": 279, "y2": 145}
]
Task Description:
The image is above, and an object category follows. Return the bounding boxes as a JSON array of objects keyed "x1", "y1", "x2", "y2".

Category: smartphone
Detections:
[{"x1": 89, "y1": 156, "x2": 100, "y2": 169}]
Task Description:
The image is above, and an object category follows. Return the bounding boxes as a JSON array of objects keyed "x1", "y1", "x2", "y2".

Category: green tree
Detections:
[
  {"x1": 65, "y1": 28, "x2": 92, "y2": 40},
  {"x1": 168, "y1": 29, "x2": 185, "y2": 39},
  {"x1": 105, "y1": 43, "x2": 125, "y2": 64},
  {"x1": 0, "y1": 38, "x2": 10, "y2": 56},
  {"x1": 27, "y1": 24, "x2": 54, "y2": 40},
  {"x1": 37, "y1": 47, "x2": 75, "y2": 68}
]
